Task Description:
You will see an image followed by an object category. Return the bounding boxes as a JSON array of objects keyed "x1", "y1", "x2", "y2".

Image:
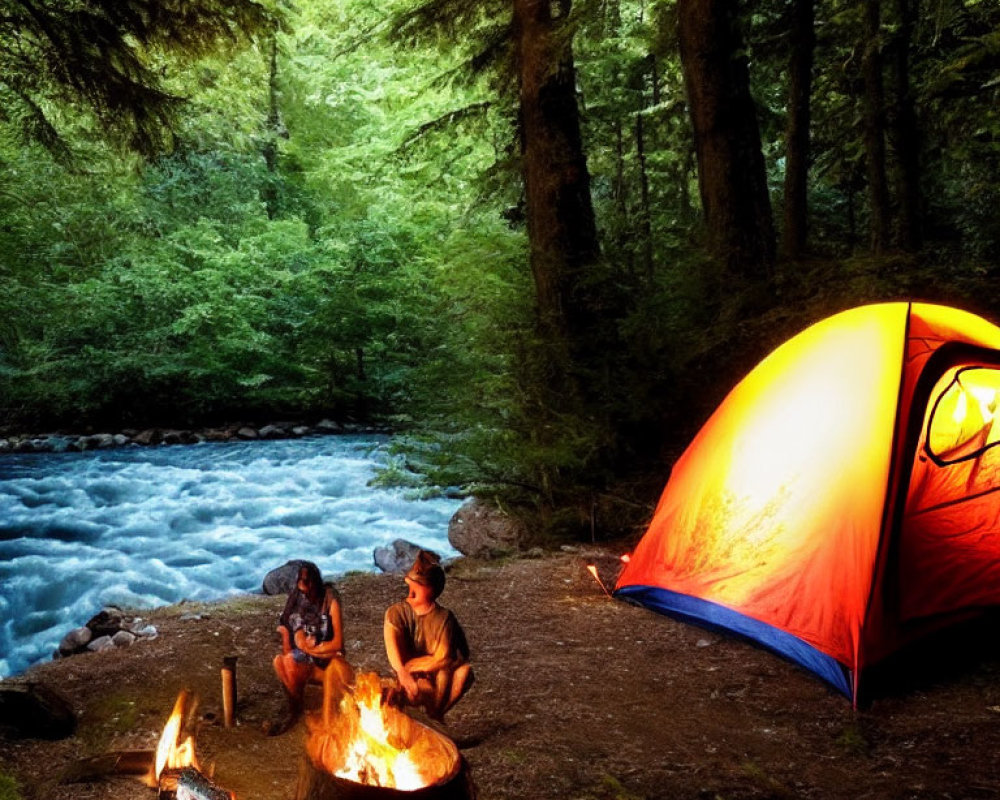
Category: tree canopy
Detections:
[
  {"x1": 1, "y1": 0, "x2": 999, "y2": 538},
  {"x1": 0, "y1": 0, "x2": 278, "y2": 156}
]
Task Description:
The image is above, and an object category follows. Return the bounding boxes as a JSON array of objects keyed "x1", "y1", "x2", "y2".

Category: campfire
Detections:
[
  {"x1": 297, "y1": 672, "x2": 472, "y2": 799},
  {"x1": 145, "y1": 690, "x2": 200, "y2": 787},
  {"x1": 146, "y1": 690, "x2": 233, "y2": 800}
]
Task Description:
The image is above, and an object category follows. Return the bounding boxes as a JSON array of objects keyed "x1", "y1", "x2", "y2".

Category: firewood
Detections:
[
  {"x1": 58, "y1": 749, "x2": 155, "y2": 783},
  {"x1": 176, "y1": 767, "x2": 234, "y2": 800}
]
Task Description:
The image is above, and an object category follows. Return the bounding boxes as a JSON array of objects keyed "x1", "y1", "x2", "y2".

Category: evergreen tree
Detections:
[{"x1": 0, "y1": 0, "x2": 278, "y2": 156}]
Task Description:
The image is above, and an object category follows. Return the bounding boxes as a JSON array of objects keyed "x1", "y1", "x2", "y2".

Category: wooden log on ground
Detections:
[{"x1": 59, "y1": 750, "x2": 155, "y2": 783}]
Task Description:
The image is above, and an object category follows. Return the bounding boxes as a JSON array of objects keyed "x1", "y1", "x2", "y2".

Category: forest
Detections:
[{"x1": 1, "y1": 0, "x2": 999, "y2": 539}]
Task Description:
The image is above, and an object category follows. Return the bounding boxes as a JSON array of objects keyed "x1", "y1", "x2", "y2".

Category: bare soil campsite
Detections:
[{"x1": 3, "y1": 547, "x2": 1000, "y2": 800}]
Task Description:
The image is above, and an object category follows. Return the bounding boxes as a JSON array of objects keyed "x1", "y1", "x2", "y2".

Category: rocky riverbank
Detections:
[{"x1": 0, "y1": 419, "x2": 389, "y2": 455}]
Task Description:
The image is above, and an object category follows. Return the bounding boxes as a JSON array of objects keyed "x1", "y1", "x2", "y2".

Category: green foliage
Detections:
[
  {"x1": 2, "y1": 0, "x2": 1000, "y2": 544},
  {"x1": 0, "y1": 0, "x2": 280, "y2": 157},
  {"x1": 0, "y1": 773, "x2": 21, "y2": 800}
]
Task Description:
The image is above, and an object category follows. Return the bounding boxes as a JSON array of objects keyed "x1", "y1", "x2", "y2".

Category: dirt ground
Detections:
[{"x1": 3, "y1": 546, "x2": 1000, "y2": 800}]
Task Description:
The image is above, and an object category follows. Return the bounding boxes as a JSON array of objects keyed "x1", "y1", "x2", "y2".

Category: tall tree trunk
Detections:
[
  {"x1": 679, "y1": 143, "x2": 695, "y2": 224},
  {"x1": 888, "y1": 0, "x2": 922, "y2": 251},
  {"x1": 636, "y1": 108, "x2": 654, "y2": 279},
  {"x1": 514, "y1": 0, "x2": 600, "y2": 343},
  {"x1": 781, "y1": 0, "x2": 815, "y2": 260},
  {"x1": 861, "y1": 0, "x2": 891, "y2": 253},
  {"x1": 262, "y1": 33, "x2": 280, "y2": 220},
  {"x1": 677, "y1": 0, "x2": 775, "y2": 279},
  {"x1": 613, "y1": 120, "x2": 627, "y2": 224}
]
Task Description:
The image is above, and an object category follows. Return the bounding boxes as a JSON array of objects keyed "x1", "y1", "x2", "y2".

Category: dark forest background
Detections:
[{"x1": 1, "y1": 0, "x2": 998, "y2": 539}]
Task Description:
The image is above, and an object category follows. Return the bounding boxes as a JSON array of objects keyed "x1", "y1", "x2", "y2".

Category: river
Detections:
[{"x1": 0, "y1": 435, "x2": 462, "y2": 678}]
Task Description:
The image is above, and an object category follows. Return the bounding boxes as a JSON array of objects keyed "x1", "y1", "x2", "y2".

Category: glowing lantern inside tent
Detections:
[{"x1": 927, "y1": 367, "x2": 1000, "y2": 462}]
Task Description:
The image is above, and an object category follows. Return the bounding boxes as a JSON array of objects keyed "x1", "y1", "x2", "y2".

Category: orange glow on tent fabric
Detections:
[
  {"x1": 901, "y1": 366, "x2": 1000, "y2": 622},
  {"x1": 618, "y1": 305, "x2": 908, "y2": 667},
  {"x1": 616, "y1": 302, "x2": 1000, "y2": 701}
]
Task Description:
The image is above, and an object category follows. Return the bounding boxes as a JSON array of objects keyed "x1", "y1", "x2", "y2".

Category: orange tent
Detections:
[{"x1": 615, "y1": 302, "x2": 1000, "y2": 702}]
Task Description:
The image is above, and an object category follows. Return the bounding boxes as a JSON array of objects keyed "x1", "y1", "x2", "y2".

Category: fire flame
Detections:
[
  {"x1": 146, "y1": 690, "x2": 200, "y2": 786},
  {"x1": 307, "y1": 672, "x2": 456, "y2": 791},
  {"x1": 336, "y1": 674, "x2": 423, "y2": 790}
]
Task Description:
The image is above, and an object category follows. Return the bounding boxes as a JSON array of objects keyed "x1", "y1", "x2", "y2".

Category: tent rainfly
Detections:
[{"x1": 615, "y1": 302, "x2": 1000, "y2": 703}]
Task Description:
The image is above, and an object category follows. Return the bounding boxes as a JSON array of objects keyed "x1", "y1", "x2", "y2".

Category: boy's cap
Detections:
[{"x1": 405, "y1": 550, "x2": 445, "y2": 598}]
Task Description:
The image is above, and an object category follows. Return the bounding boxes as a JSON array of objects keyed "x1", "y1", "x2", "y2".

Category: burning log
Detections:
[
  {"x1": 61, "y1": 691, "x2": 236, "y2": 799},
  {"x1": 295, "y1": 673, "x2": 475, "y2": 800},
  {"x1": 175, "y1": 767, "x2": 234, "y2": 800},
  {"x1": 149, "y1": 692, "x2": 237, "y2": 799}
]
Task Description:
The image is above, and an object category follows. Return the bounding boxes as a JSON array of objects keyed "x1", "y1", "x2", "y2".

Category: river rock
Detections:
[
  {"x1": 262, "y1": 559, "x2": 311, "y2": 595},
  {"x1": 82, "y1": 433, "x2": 115, "y2": 449},
  {"x1": 160, "y1": 429, "x2": 188, "y2": 445},
  {"x1": 0, "y1": 682, "x2": 76, "y2": 740},
  {"x1": 292, "y1": 425, "x2": 312, "y2": 437},
  {"x1": 87, "y1": 635, "x2": 115, "y2": 652},
  {"x1": 133, "y1": 428, "x2": 158, "y2": 445},
  {"x1": 45, "y1": 435, "x2": 73, "y2": 453},
  {"x1": 56, "y1": 607, "x2": 158, "y2": 660},
  {"x1": 58, "y1": 626, "x2": 92, "y2": 656},
  {"x1": 111, "y1": 630, "x2": 136, "y2": 648},
  {"x1": 373, "y1": 539, "x2": 435, "y2": 574},
  {"x1": 315, "y1": 419, "x2": 342, "y2": 433},
  {"x1": 448, "y1": 498, "x2": 525, "y2": 558},
  {"x1": 259, "y1": 424, "x2": 286, "y2": 439},
  {"x1": 236, "y1": 426, "x2": 259, "y2": 440},
  {"x1": 85, "y1": 608, "x2": 124, "y2": 637}
]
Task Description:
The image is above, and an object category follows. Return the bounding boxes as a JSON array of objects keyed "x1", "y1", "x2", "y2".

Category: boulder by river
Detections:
[{"x1": 447, "y1": 498, "x2": 525, "y2": 557}]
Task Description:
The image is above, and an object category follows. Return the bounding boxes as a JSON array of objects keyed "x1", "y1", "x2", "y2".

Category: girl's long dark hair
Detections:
[{"x1": 297, "y1": 560, "x2": 323, "y2": 602}]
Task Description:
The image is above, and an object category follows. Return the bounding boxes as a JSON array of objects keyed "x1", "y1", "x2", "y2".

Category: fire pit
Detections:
[{"x1": 295, "y1": 672, "x2": 474, "y2": 800}]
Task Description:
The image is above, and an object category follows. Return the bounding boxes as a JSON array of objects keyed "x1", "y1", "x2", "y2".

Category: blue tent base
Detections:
[{"x1": 614, "y1": 584, "x2": 853, "y2": 698}]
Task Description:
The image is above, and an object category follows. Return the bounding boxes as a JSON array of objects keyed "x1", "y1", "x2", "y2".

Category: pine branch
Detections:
[
  {"x1": 0, "y1": 0, "x2": 282, "y2": 157},
  {"x1": 397, "y1": 101, "x2": 492, "y2": 152}
]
